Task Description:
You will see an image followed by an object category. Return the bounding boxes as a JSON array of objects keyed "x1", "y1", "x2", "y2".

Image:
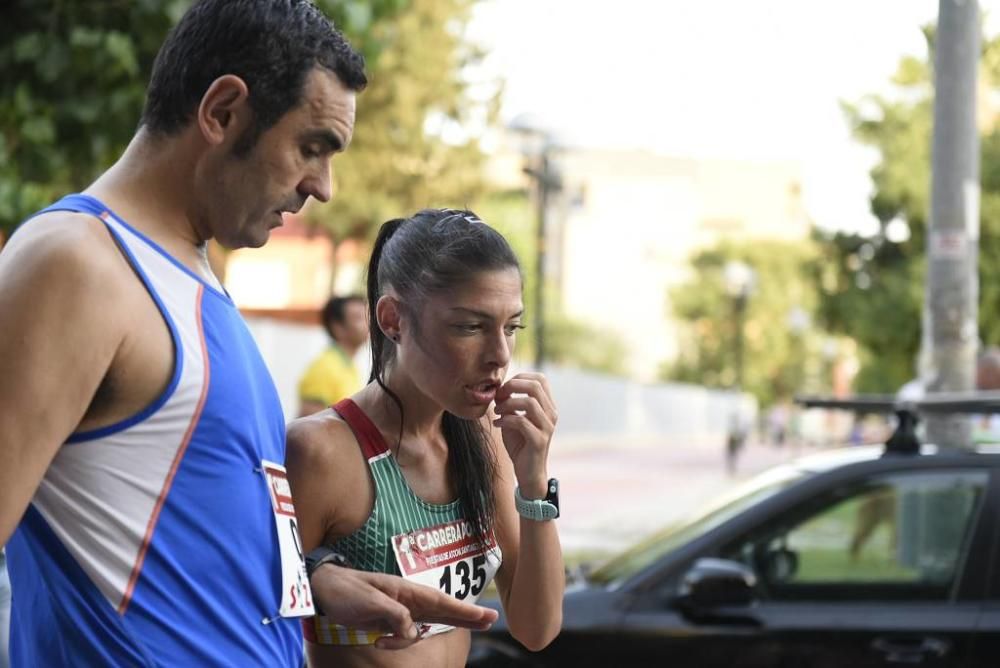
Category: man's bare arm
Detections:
[
  {"x1": 0, "y1": 216, "x2": 125, "y2": 545},
  {"x1": 309, "y1": 564, "x2": 497, "y2": 650}
]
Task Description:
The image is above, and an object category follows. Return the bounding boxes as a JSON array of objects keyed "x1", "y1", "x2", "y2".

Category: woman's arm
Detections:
[{"x1": 489, "y1": 372, "x2": 565, "y2": 651}]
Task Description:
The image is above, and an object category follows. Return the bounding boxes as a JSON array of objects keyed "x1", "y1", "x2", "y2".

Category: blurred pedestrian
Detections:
[
  {"x1": 0, "y1": 2, "x2": 493, "y2": 665},
  {"x1": 767, "y1": 402, "x2": 789, "y2": 447},
  {"x1": 973, "y1": 346, "x2": 1000, "y2": 443},
  {"x1": 298, "y1": 294, "x2": 369, "y2": 416},
  {"x1": 725, "y1": 408, "x2": 750, "y2": 475}
]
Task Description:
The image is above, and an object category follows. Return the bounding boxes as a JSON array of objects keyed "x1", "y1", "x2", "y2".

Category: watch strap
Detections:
[
  {"x1": 304, "y1": 546, "x2": 351, "y2": 617},
  {"x1": 305, "y1": 545, "x2": 351, "y2": 580},
  {"x1": 515, "y1": 478, "x2": 560, "y2": 520}
]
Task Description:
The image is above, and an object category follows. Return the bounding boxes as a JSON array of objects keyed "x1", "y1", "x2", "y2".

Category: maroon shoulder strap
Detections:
[{"x1": 333, "y1": 399, "x2": 390, "y2": 460}]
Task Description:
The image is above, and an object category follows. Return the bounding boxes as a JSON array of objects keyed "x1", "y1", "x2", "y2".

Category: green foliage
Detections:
[
  {"x1": 542, "y1": 313, "x2": 629, "y2": 376},
  {"x1": 0, "y1": 0, "x2": 184, "y2": 233},
  {"x1": 821, "y1": 29, "x2": 1000, "y2": 392},
  {"x1": 811, "y1": 228, "x2": 925, "y2": 393},
  {"x1": 0, "y1": 0, "x2": 409, "y2": 237},
  {"x1": 664, "y1": 240, "x2": 824, "y2": 406},
  {"x1": 312, "y1": 0, "x2": 498, "y2": 242}
]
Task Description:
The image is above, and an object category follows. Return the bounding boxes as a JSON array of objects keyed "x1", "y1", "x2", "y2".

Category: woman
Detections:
[{"x1": 287, "y1": 208, "x2": 564, "y2": 667}]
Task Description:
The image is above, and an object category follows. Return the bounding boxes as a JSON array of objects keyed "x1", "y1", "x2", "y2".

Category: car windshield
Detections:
[{"x1": 587, "y1": 464, "x2": 809, "y2": 585}]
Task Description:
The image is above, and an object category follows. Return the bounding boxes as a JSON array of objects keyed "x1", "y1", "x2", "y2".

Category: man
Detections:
[
  {"x1": 299, "y1": 295, "x2": 368, "y2": 416},
  {"x1": 0, "y1": 1, "x2": 494, "y2": 666},
  {"x1": 973, "y1": 346, "x2": 1000, "y2": 443}
]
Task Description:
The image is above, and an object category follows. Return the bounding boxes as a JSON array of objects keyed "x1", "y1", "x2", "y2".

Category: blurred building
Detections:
[
  {"x1": 493, "y1": 138, "x2": 809, "y2": 381},
  {"x1": 223, "y1": 211, "x2": 366, "y2": 323}
]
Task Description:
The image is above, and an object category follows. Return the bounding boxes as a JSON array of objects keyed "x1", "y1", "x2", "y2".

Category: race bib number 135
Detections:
[{"x1": 391, "y1": 520, "x2": 501, "y2": 636}]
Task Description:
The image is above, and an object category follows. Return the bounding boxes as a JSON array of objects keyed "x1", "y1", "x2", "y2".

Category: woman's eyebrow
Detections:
[{"x1": 448, "y1": 307, "x2": 524, "y2": 320}]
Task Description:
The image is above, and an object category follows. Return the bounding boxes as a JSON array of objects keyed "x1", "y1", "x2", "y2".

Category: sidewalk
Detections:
[{"x1": 551, "y1": 437, "x2": 802, "y2": 557}]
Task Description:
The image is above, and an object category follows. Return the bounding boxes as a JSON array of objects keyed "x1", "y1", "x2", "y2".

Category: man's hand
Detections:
[{"x1": 310, "y1": 564, "x2": 498, "y2": 650}]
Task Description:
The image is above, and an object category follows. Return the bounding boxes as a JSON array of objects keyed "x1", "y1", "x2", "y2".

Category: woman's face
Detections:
[{"x1": 397, "y1": 267, "x2": 524, "y2": 419}]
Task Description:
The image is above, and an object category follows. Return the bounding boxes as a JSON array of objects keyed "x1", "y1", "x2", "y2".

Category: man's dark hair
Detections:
[
  {"x1": 322, "y1": 295, "x2": 364, "y2": 341},
  {"x1": 141, "y1": 0, "x2": 366, "y2": 151}
]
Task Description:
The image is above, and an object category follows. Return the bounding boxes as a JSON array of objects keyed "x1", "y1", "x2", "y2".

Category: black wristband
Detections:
[
  {"x1": 305, "y1": 547, "x2": 351, "y2": 617},
  {"x1": 305, "y1": 546, "x2": 351, "y2": 580}
]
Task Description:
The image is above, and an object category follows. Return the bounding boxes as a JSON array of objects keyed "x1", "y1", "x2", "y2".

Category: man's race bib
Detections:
[
  {"x1": 391, "y1": 519, "x2": 502, "y2": 638},
  {"x1": 262, "y1": 460, "x2": 315, "y2": 618}
]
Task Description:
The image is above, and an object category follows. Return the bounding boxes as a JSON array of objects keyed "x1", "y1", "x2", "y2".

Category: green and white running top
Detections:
[{"x1": 303, "y1": 398, "x2": 503, "y2": 646}]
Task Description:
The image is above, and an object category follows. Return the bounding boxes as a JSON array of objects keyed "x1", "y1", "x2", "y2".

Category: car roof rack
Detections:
[{"x1": 794, "y1": 392, "x2": 1000, "y2": 455}]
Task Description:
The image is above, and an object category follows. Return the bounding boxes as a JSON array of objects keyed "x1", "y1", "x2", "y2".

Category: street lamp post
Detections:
[{"x1": 509, "y1": 115, "x2": 561, "y2": 370}]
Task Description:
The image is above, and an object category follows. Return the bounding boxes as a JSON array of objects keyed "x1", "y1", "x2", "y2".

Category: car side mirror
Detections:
[
  {"x1": 761, "y1": 546, "x2": 798, "y2": 583},
  {"x1": 675, "y1": 558, "x2": 758, "y2": 618}
]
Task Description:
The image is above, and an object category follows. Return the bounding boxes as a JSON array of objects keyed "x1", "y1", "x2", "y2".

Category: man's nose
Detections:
[{"x1": 300, "y1": 163, "x2": 332, "y2": 203}]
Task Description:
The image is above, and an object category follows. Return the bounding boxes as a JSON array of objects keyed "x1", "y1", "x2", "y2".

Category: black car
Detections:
[{"x1": 469, "y1": 441, "x2": 1000, "y2": 667}]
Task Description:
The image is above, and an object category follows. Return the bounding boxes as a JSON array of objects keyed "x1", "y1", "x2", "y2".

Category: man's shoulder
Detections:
[
  {"x1": 299, "y1": 347, "x2": 359, "y2": 395},
  {"x1": 318, "y1": 346, "x2": 356, "y2": 370},
  {"x1": 2, "y1": 211, "x2": 130, "y2": 296}
]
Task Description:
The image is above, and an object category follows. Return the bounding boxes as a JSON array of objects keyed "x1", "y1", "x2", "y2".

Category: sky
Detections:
[{"x1": 468, "y1": 0, "x2": 1000, "y2": 235}]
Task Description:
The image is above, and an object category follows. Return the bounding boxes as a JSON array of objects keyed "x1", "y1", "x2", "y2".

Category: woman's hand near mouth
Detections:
[{"x1": 492, "y1": 372, "x2": 557, "y2": 497}]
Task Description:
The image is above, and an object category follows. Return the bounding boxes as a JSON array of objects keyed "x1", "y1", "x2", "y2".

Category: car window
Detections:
[
  {"x1": 722, "y1": 470, "x2": 988, "y2": 601},
  {"x1": 588, "y1": 464, "x2": 808, "y2": 585}
]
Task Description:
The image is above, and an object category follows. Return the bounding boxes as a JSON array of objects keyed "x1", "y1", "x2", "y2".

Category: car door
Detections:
[
  {"x1": 617, "y1": 467, "x2": 990, "y2": 668},
  {"x1": 967, "y1": 465, "x2": 1000, "y2": 662}
]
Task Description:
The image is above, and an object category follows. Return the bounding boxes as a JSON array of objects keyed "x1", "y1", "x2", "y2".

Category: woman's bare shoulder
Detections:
[{"x1": 286, "y1": 410, "x2": 364, "y2": 476}]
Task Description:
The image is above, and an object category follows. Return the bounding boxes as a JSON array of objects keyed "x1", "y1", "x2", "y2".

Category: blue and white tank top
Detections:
[{"x1": 5, "y1": 194, "x2": 302, "y2": 667}]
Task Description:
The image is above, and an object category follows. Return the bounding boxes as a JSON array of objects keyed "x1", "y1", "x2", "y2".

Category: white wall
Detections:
[{"x1": 542, "y1": 366, "x2": 756, "y2": 448}]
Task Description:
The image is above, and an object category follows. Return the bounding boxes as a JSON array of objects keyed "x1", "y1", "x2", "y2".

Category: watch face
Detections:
[{"x1": 546, "y1": 478, "x2": 560, "y2": 517}]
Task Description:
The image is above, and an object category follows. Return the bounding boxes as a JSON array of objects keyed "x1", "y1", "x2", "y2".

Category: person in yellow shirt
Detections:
[{"x1": 299, "y1": 295, "x2": 369, "y2": 416}]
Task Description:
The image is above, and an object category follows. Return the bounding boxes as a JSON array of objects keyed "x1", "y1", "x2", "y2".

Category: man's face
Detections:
[
  {"x1": 209, "y1": 67, "x2": 356, "y2": 249},
  {"x1": 331, "y1": 299, "x2": 369, "y2": 349}
]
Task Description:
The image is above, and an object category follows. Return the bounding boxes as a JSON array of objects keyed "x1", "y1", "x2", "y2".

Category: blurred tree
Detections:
[
  {"x1": 315, "y1": 0, "x2": 499, "y2": 246},
  {"x1": 0, "y1": 0, "x2": 409, "y2": 237},
  {"x1": 474, "y1": 189, "x2": 628, "y2": 376},
  {"x1": 663, "y1": 239, "x2": 822, "y2": 407},
  {"x1": 821, "y1": 28, "x2": 1000, "y2": 392}
]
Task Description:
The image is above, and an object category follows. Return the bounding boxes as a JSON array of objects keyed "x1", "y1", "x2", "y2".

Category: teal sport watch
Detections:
[{"x1": 515, "y1": 478, "x2": 560, "y2": 521}]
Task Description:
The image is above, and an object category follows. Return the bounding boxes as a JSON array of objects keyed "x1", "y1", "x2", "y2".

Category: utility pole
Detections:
[
  {"x1": 522, "y1": 146, "x2": 560, "y2": 370},
  {"x1": 509, "y1": 114, "x2": 561, "y2": 371},
  {"x1": 533, "y1": 150, "x2": 551, "y2": 371},
  {"x1": 924, "y1": 0, "x2": 981, "y2": 448}
]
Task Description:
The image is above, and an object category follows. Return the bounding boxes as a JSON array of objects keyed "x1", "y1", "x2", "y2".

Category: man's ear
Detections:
[
  {"x1": 197, "y1": 74, "x2": 251, "y2": 146},
  {"x1": 375, "y1": 295, "x2": 402, "y2": 341}
]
